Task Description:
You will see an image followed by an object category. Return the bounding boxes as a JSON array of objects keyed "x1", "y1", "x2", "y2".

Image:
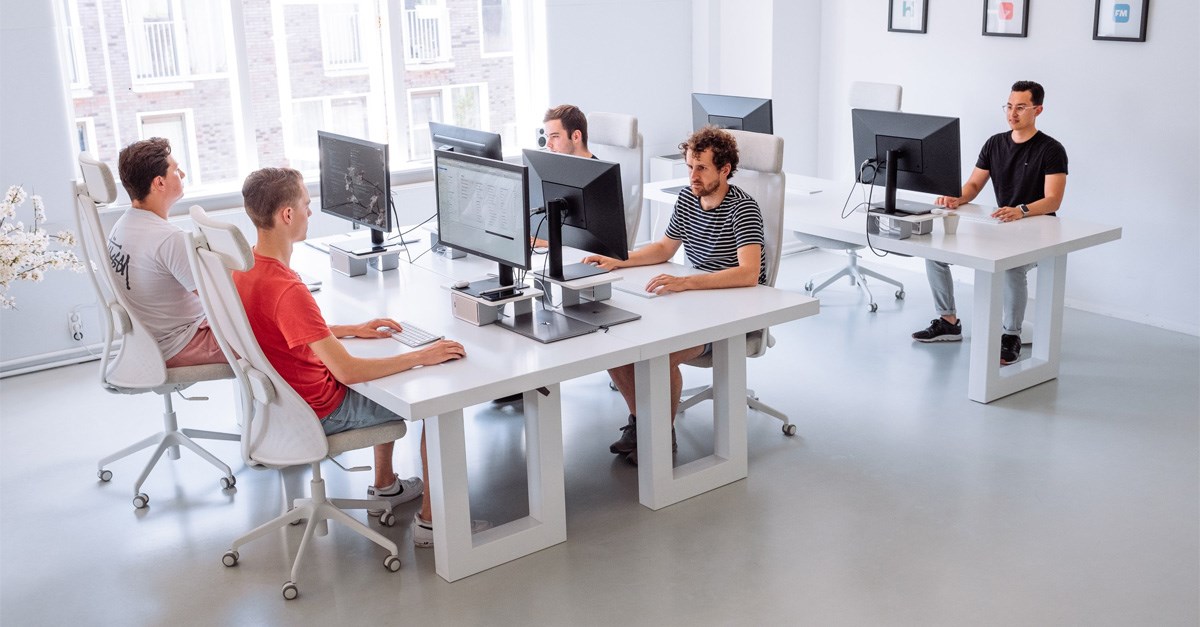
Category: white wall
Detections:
[
  {"x1": 544, "y1": 0, "x2": 694, "y2": 162},
  {"x1": 816, "y1": 0, "x2": 1200, "y2": 334},
  {"x1": 0, "y1": 0, "x2": 103, "y2": 372}
]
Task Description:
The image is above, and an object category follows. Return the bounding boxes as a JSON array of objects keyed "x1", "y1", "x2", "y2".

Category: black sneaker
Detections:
[
  {"x1": 609, "y1": 414, "x2": 637, "y2": 455},
  {"x1": 912, "y1": 318, "x2": 963, "y2": 342},
  {"x1": 1000, "y1": 334, "x2": 1021, "y2": 365},
  {"x1": 626, "y1": 428, "x2": 677, "y2": 466}
]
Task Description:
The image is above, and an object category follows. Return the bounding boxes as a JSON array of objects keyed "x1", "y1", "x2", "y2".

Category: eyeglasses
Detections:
[{"x1": 1002, "y1": 104, "x2": 1038, "y2": 114}]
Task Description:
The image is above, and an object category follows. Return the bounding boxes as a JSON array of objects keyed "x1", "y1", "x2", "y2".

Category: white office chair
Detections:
[
  {"x1": 676, "y1": 130, "x2": 795, "y2": 436},
  {"x1": 587, "y1": 111, "x2": 643, "y2": 249},
  {"x1": 185, "y1": 207, "x2": 406, "y2": 600},
  {"x1": 800, "y1": 81, "x2": 907, "y2": 313},
  {"x1": 74, "y1": 153, "x2": 239, "y2": 509}
]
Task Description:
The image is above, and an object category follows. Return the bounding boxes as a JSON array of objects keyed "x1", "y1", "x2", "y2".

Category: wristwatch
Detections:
[{"x1": 1019, "y1": 203, "x2": 1030, "y2": 217}]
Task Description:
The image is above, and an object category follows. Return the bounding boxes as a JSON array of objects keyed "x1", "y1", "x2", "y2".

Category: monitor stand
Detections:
[{"x1": 497, "y1": 308, "x2": 599, "y2": 344}]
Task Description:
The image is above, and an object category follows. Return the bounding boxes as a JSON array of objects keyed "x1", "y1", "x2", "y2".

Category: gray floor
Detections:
[{"x1": 2, "y1": 249, "x2": 1197, "y2": 626}]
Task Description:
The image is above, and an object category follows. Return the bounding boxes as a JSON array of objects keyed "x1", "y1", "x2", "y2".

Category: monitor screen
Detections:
[
  {"x1": 691, "y1": 93, "x2": 773, "y2": 134},
  {"x1": 434, "y1": 149, "x2": 530, "y2": 280},
  {"x1": 523, "y1": 149, "x2": 627, "y2": 282},
  {"x1": 318, "y1": 131, "x2": 392, "y2": 241},
  {"x1": 851, "y1": 109, "x2": 961, "y2": 214},
  {"x1": 429, "y1": 122, "x2": 503, "y2": 161}
]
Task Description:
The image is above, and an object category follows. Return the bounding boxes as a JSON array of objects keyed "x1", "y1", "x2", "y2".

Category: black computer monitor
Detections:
[
  {"x1": 691, "y1": 93, "x2": 773, "y2": 134},
  {"x1": 522, "y1": 149, "x2": 628, "y2": 282},
  {"x1": 318, "y1": 131, "x2": 392, "y2": 249},
  {"x1": 434, "y1": 148, "x2": 530, "y2": 293},
  {"x1": 429, "y1": 122, "x2": 504, "y2": 160},
  {"x1": 851, "y1": 109, "x2": 961, "y2": 215}
]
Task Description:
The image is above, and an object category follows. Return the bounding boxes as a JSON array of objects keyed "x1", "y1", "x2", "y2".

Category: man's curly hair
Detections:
[{"x1": 679, "y1": 126, "x2": 739, "y2": 179}]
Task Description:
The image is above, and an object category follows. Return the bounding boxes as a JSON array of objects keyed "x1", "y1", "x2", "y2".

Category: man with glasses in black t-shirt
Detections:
[{"x1": 911, "y1": 80, "x2": 1068, "y2": 366}]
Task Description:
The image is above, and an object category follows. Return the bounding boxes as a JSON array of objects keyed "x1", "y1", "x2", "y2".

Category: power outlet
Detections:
[{"x1": 68, "y1": 312, "x2": 84, "y2": 342}]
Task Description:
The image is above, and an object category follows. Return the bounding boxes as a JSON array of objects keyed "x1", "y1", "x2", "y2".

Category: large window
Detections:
[
  {"x1": 63, "y1": 0, "x2": 535, "y2": 205},
  {"x1": 407, "y1": 83, "x2": 487, "y2": 161}
]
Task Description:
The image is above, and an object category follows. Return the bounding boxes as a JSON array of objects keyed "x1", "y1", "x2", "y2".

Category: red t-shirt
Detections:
[{"x1": 233, "y1": 252, "x2": 346, "y2": 419}]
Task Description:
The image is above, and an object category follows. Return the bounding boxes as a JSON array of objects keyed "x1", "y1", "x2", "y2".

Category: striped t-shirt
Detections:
[{"x1": 665, "y1": 184, "x2": 767, "y2": 285}]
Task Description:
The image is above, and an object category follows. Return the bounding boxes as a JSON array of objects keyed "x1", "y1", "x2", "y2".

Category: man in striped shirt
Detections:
[{"x1": 582, "y1": 126, "x2": 766, "y2": 465}]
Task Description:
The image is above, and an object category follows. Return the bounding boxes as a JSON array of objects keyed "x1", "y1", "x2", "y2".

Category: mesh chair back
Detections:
[
  {"x1": 186, "y1": 207, "x2": 328, "y2": 467},
  {"x1": 587, "y1": 112, "x2": 643, "y2": 248}
]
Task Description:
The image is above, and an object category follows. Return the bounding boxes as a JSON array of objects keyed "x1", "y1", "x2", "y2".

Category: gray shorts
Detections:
[{"x1": 321, "y1": 388, "x2": 405, "y2": 435}]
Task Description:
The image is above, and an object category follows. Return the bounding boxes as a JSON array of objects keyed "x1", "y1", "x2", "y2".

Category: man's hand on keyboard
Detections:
[
  {"x1": 414, "y1": 339, "x2": 467, "y2": 365},
  {"x1": 331, "y1": 318, "x2": 402, "y2": 339}
]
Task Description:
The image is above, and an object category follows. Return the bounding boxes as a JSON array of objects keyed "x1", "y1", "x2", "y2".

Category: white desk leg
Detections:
[
  {"x1": 424, "y1": 384, "x2": 567, "y2": 582},
  {"x1": 969, "y1": 256, "x2": 1068, "y2": 403},
  {"x1": 969, "y1": 269, "x2": 1005, "y2": 402},
  {"x1": 635, "y1": 335, "x2": 749, "y2": 510}
]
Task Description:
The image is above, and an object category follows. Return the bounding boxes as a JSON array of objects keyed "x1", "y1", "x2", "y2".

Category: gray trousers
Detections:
[{"x1": 925, "y1": 260, "x2": 1034, "y2": 335}]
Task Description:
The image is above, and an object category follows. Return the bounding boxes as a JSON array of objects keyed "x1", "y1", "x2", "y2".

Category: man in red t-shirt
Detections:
[{"x1": 235, "y1": 167, "x2": 472, "y2": 548}]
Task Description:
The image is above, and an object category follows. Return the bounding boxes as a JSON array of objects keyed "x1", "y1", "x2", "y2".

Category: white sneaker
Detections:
[
  {"x1": 411, "y1": 513, "x2": 492, "y2": 548},
  {"x1": 366, "y1": 474, "x2": 423, "y2": 516}
]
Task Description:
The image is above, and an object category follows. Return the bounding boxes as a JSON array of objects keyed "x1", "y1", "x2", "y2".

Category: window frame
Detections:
[
  {"x1": 478, "y1": 0, "x2": 514, "y2": 58},
  {"x1": 66, "y1": 0, "x2": 544, "y2": 217},
  {"x1": 136, "y1": 108, "x2": 202, "y2": 186}
]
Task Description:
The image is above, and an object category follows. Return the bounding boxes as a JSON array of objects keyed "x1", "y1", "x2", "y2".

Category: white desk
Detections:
[
  {"x1": 651, "y1": 176, "x2": 1123, "y2": 403},
  {"x1": 293, "y1": 246, "x2": 818, "y2": 580}
]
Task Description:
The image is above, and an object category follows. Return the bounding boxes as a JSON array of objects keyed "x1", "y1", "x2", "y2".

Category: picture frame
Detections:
[
  {"x1": 1094, "y1": 0, "x2": 1149, "y2": 42},
  {"x1": 982, "y1": 0, "x2": 1030, "y2": 37},
  {"x1": 888, "y1": 0, "x2": 928, "y2": 34}
]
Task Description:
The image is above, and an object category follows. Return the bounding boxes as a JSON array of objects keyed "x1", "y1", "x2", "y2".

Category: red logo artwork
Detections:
[{"x1": 1000, "y1": 2, "x2": 1014, "y2": 20}]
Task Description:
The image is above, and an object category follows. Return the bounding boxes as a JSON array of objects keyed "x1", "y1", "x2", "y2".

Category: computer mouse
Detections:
[{"x1": 451, "y1": 280, "x2": 470, "y2": 289}]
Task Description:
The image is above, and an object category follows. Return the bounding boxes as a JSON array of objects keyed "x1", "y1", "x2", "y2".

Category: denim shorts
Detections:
[{"x1": 321, "y1": 389, "x2": 405, "y2": 436}]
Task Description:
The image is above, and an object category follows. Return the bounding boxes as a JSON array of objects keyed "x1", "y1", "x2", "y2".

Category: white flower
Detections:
[
  {"x1": 0, "y1": 184, "x2": 85, "y2": 309},
  {"x1": 5, "y1": 185, "x2": 27, "y2": 206},
  {"x1": 32, "y1": 195, "x2": 45, "y2": 224}
]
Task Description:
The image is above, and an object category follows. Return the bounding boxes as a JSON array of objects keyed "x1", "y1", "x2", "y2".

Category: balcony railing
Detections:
[
  {"x1": 323, "y1": 10, "x2": 364, "y2": 69},
  {"x1": 404, "y1": 6, "x2": 450, "y2": 65},
  {"x1": 133, "y1": 20, "x2": 181, "y2": 80}
]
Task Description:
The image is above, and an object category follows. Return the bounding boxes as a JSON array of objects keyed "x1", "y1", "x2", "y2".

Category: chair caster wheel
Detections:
[
  {"x1": 379, "y1": 510, "x2": 396, "y2": 527},
  {"x1": 895, "y1": 290, "x2": 905, "y2": 299},
  {"x1": 133, "y1": 493, "x2": 149, "y2": 509},
  {"x1": 782, "y1": 424, "x2": 797, "y2": 436},
  {"x1": 220, "y1": 475, "x2": 236, "y2": 489},
  {"x1": 98, "y1": 469, "x2": 112, "y2": 482},
  {"x1": 803, "y1": 281, "x2": 814, "y2": 293},
  {"x1": 222, "y1": 550, "x2": 239, "y2": 567},
  {"x1": 384, "y1": 555, "x2": 401, "y2": 572},
  {"x1": 282, "y1": 582, "x2": 299, "y2": 600},
  {"x1": 869, "y1": 303, "x2": 878, "y2": 313}
]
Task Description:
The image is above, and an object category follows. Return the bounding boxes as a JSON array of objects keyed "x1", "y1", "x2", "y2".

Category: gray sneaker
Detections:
[
  {"x1": 411, "y1": 513, "x2": 492, "y2": 548},
  {"x1": 626, "y1": 428, "x2": 677, "y2": 466},
  {"x1": 609, "y1": 414, "x2": 638, "y2": 455},
  {"x1": 912, "y1": 318, "x2": 963, "y2": 342}
]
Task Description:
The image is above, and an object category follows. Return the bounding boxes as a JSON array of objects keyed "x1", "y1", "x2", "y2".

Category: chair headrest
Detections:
[
  {"x1": 587, "y1": 112, "x2": 638, "y2": 149},
  {"x1": 728, "y1": 130, "x2": 784, "y2": 174},
  {"x1": 188, "y1": 205, "x2": 254, "y2": 272},
  {"x1": 78, "y1": 153, "x2": 118, "y2": 205},
  {"x1": 849, "y1": 81, "x2": 903, "y2": 112}
]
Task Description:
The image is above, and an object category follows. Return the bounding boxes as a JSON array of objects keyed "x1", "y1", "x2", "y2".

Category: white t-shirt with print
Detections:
[{"x1": 106, "y1": 208, "x2": 205, "y2": 360}]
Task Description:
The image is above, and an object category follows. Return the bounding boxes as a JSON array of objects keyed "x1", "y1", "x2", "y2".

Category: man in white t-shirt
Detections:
[{"x1": 108, "y1": 138, "x2": 225, "y2": 367}]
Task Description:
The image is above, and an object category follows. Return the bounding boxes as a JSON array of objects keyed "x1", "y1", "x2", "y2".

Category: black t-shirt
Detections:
[{"x1": 976, "y1": 130, "x2": 1068, "y2": 209}]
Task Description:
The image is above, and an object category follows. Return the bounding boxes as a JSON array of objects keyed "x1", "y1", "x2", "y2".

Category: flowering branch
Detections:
[{"x1": 0, "y1": 184, "x2": 85, "y2": 309}]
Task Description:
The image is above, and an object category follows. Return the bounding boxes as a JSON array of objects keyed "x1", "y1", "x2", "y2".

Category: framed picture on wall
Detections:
[
  {"x1": 1094, "y1": 0, "x2": 1149, "y2": 41},
  {"x1": 888, "y1": 0, "x2": 928, "y2": 34},
  {"x1": 982, "y1": 0, "x2": 1030, "y2": 37}
]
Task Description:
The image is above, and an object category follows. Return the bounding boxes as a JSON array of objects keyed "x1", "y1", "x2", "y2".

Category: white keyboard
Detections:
[
  {"x1": 390, "y1": 322, "x2": 443, "y2": 347},
  {"x1": 612, "y1": 282, "x2": 659, "y2": 299}
]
